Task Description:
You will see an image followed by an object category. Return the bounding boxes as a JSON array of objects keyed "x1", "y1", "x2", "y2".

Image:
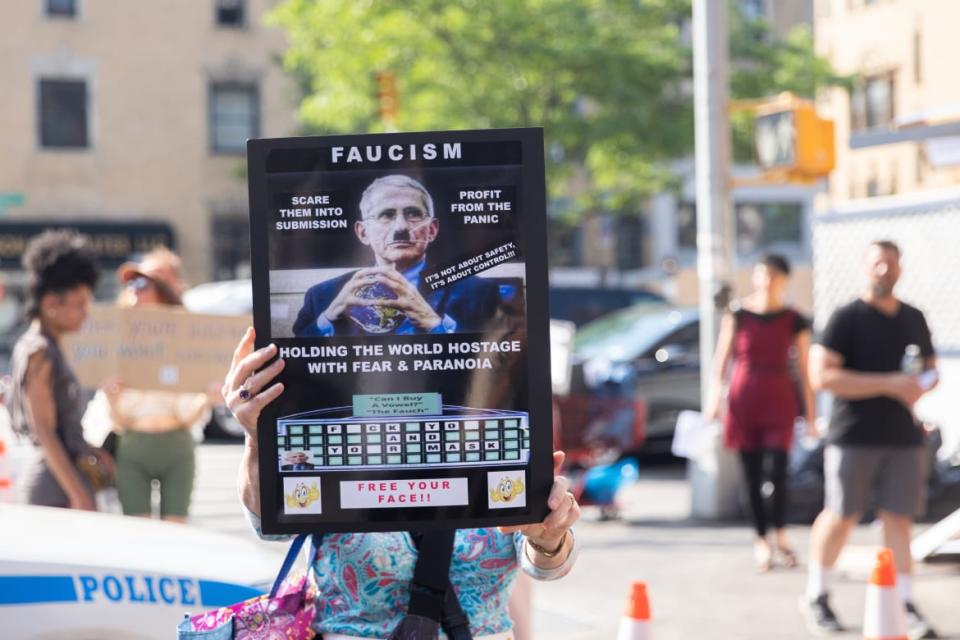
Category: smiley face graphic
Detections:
[
  {"x1": 489, "y1": 475, "x2": 525, "y2": 503},
  {"x1": 285, "y1": 481, "x2": 321, "y2": 509}
]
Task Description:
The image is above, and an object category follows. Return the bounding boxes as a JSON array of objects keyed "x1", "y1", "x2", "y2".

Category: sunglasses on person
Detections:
[{"x1": 126, "y1": 276, "x2": 155, "y2": 293}]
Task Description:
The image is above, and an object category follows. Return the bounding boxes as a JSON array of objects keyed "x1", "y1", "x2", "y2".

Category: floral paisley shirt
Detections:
[{"x1": 247, "y1": 511, "x2": 578, "y2": 638}]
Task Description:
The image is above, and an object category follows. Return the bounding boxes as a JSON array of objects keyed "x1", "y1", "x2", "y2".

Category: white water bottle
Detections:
[{"x1": 901, "y1": 344, "x2": 922, "y2": 375}]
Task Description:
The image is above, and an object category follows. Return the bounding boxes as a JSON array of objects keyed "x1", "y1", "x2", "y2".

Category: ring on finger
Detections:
[{"x1": 238, "y1": 377, "x2": 253, "y2": 401}]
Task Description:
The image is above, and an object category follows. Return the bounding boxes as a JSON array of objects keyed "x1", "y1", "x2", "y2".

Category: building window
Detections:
[
  {"x1": 215, "y1": 0, "x2": 245, "y2": 27},
  {"x1": 38, "y1": 79, "x2": 89, "y2": 149},
  {"x1": 615, "y1": 215, "x2": 646, "y2": 270},
  {"x1": 740, "y1": 0, "x2": 765, "y2": 21},
  {"x1": 850, "y1": 72, "x2": 895, "y2": 132},
  {"x1": 677, "y1": 202, "x2": 804, "y2": 252},
  {"x1": 676, "y1": 203, "x2": 698, "y2": 249},
  {"x1": 211, "y1": 215, "x2": 251, "y2": 280},
  {"x1": 547, "y1": 221, "x2": 583, "y2": 268},
  {"x1": 209, "y1": 83, "x2": 258, "y2": 153},
  {"x1": 46, "y1": 0, "x2": 76, "y2": 17},
  {"x1": 736, "y1": 202, "x2": 803, "y2": 252}
]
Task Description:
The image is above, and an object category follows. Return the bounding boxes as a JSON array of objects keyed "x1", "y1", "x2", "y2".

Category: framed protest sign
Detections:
[{"x1": 247, "y1": 128, "x2": 552, "y2": 534}]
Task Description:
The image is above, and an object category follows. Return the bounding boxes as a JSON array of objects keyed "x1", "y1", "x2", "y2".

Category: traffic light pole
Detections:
[{"x1": 690, "y1": 0, "x2": 740, "y2": 520}]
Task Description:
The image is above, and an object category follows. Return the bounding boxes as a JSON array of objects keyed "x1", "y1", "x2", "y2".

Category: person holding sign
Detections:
[
  {"x1": 292, "y1": 175, "x2": 503, "y2": 337},
  {"x1": 224, "y1": 328, "x2": 580, "y2": 639},
  {"x1": 10, "y1": 231, "x2": 114, "y2": 510},
  {"x1": 100, "y1": 248, "x2": 211, "y2": 522}
]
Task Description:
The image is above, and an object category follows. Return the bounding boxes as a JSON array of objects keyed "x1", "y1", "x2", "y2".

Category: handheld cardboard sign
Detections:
[{"x1": 65, "y1": 304, "x2": 249, "y2": 393}]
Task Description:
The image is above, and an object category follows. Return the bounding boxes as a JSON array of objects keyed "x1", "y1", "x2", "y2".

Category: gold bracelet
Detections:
[{"x1": 526, "y1": 532, "x2": 567, "y2": 558}]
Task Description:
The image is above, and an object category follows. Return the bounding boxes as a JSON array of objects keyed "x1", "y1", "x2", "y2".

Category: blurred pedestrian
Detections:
[
  {"x1": 705, "y1": 253, "x2": 815, "y2": 572},
  {"x1": 10, "y1": 230, "x2": 113, "y2": 510},
  {"x1": 101, "y1": 247, "x2": 210, "y2": 522},
  {"x1": 801, "y1": 240, "x2": 939, "y2": 638}
]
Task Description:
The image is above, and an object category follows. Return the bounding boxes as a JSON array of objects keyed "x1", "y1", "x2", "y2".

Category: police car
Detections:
[{"x1": 0, "y1": 502, "x2": 283, "y2": 639}]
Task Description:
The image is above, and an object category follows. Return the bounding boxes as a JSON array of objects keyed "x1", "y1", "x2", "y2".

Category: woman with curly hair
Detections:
[{"x1": 9, "y1": 230, "x2": 113, "y2": 509}]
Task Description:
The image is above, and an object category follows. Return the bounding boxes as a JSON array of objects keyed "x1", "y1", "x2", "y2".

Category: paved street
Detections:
[{"x1": 190, "y1": 444, "x2": 960, "y2": 639}]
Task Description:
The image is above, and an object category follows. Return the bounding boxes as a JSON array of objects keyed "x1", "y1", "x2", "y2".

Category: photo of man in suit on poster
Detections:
[
  {"x1": 280, "y1": 450, "x2": 317, "y2": 471},
  {"x1": 292, "y1": 174, "x2": 505, "y2": 337}
]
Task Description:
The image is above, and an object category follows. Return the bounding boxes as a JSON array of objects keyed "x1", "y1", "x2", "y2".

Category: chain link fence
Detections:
[{"x1": 813, "y1": 193, "x2": 960, "y2": 354}]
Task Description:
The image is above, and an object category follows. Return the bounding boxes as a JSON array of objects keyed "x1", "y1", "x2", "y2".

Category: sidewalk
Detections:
[
  {"x1": 532, "y1": 465, "x2": 960, "y2": 639},
  {"x1": 189, "y1": 446, "x2": 959, "y2": 639}
]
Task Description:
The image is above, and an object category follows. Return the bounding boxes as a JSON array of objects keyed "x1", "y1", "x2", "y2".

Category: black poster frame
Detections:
[{"x1": 247, "y1": 128, "x2": 552, "y2": 534}]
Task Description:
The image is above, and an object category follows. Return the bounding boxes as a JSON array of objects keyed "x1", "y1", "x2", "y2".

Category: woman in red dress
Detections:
[{"x1": 706, "y1": 254, "x2": 816, "y2": 571}]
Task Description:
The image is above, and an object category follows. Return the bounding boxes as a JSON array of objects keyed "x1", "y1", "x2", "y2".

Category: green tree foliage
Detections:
[
  {"x1": 730, "y1": 11, "x2": 851, "y2": 161},
  {"x1": 269, "y1": 0, "x2": 842, "y2": 218}
]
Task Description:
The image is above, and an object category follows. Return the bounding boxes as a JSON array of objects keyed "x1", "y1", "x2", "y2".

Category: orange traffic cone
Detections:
[
  {"x1": 0, "y1": 439, "x2": 13, "y2": 503},
  {"x1": 863, "y1": 548, "x2": 908, "y2": 640},
  {"x1": 616, "y1": 581, "x2": 652, "y2": 640}
]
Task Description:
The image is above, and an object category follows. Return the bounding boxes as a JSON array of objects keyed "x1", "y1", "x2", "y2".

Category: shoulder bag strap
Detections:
[
  {"x1": 308, "y1": 533, "x2": 322, "y2": 567},
  {"x1": 409, "y1": 529, "x2": 473, "y2": 640},
  {"x1": 268, "y1": 533, "x2": 308, "y2": 598},
  {"x1": 406, "y1": 529, "x2": 456, "y2": 622},
  {"x1": 440, "y1": 587, "x2": 473, "y2": 640}
]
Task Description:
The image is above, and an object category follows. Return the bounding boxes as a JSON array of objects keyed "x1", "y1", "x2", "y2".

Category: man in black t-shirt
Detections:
[{"x1": 800, "y1": 241, "x2": 939, "y2": 638}]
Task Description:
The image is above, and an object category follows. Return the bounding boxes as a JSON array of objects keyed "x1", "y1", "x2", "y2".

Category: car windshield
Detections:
[
  {"x1": 573, "y1": 304, "x2": 695, "y2": 363},
  {"x1": 548, "y1": 287, "x2": 664, "y2": 326}
]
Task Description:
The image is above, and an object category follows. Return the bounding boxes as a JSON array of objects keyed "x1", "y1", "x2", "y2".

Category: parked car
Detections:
[
  {"x1": 0, "y1": 503, "x2": 280, "y2": 639},
  {"x1": 182, "y1": 279, "x2": 253, "y2": 317},
  {"x1": 548, "y1": 286, "x2": 665, "y2": 327},
  {"x1": 182, "y1": 279, "x2": 253, "y2": 440},
  {"x1": 566, "y1": 304, "x2": 701, "y2": 455}
]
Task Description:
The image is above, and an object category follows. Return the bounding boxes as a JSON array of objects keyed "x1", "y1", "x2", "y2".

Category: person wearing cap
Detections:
[
  {"x1": 116, "y1": 247, "x2": 188, "y2": 309},
  {"x1": 99, "y1": 247, "x2": 211, "y2": 522}
]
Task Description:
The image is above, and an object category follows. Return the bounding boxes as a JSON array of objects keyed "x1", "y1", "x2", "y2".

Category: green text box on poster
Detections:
[{"x1": 353, "y1": 393, "x2": 441, "y2": 417}]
